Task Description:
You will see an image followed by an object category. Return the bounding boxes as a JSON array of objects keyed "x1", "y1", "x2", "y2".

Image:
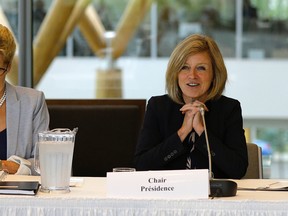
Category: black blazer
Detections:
[{"x1": 135, "y1": 94, "x2": 248, "y2": 179}]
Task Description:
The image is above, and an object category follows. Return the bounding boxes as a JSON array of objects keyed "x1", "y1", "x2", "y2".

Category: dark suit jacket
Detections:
[{"x1": 135, "y1": 94, "x2": 248, "y2": 179}]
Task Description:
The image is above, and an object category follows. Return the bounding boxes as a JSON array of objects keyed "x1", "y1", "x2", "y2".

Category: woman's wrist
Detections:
[
  {"x1": 177, "y1": 128, "x2": 189, "y2": 142},
  {"x1": 195, "y1": 127, "x2": 204, "y2": 136}
]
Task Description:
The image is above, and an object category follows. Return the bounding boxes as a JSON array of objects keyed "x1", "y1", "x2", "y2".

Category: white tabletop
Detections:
[{"x1": 1, "y1": 175, "x2": 288, "y2": 216}]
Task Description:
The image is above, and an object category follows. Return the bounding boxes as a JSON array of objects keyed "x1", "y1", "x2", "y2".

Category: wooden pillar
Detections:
[
  {"x1": 94, "y1": 0, "x2": 152, "y2": 98},
  {"x1": 78, "y1": 4, "x2": 106, "y2": 56},
  {"x1": 33, "y1": 0, "x2": 77, "y2": 85},
  {"x1": 48, "y1": 0, "x2": 92, "y2": 62},
  {"x1": 112, "y1": 0, "x2": 152, "y2": 59},
  {"x1": 3, "y1": 0, "x2": 152, "y2": 97},
  {"x1": 96, "y1": 68, "x2": 122, "y2": 98}
]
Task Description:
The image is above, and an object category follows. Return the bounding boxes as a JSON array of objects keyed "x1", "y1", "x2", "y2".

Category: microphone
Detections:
[{"x1": 199, "y1": 105, "x2": 237, "y2": 197}]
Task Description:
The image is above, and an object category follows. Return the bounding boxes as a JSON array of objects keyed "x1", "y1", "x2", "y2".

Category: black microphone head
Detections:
[{"x1": 210, "y1": 179, "x2": 237, "y2": 197}]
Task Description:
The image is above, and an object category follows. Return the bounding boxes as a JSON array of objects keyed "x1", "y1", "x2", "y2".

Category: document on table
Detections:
[
  {"x1": 0, "y1": 181, "x2": 40, "y2": 195},
  {"x1": 0, "y1": 172, "x2": 40, "y2": 195},
  {"x1": 237, "y1": 179, "x2": 288, "y2": 191}
]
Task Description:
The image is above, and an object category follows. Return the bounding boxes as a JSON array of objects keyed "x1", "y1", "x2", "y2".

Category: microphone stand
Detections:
[{"x1": 200, "y1": 107, "x2": 237, "y2": 197}]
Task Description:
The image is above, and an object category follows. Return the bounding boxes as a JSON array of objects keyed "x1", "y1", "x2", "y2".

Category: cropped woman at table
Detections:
[
  {"x1": 0, "y1": 24, "x2": 49, "y2": 175},
  {"x1": 135, "y1": 34, "x2": 248, "y2": 179}
]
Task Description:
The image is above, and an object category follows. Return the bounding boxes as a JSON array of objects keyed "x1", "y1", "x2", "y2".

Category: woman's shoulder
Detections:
[
  {"x1": 7, "y1": 83, "x2": 44, "y2": 97},
  {"x1": 209, "y1": 95, "x2": 242, "y2": 112},
  {"x1": 14, "y1": 85, "x2": 43, "y2": 95},
  {"x1": 148, "y1": 94, "x2": 175, "y2": 106},
  {"x1": 217, "y1": 95, "x2": 240, "y2": 104},
  {"x1": 147, "y1": 94, "x2": 182, "y2": 116},
  {"x1": 6, "y1": 83, "x2": 45, "y2": 106}
]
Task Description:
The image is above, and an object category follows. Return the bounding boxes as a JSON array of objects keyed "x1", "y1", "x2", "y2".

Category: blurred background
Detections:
[{"x1": 2, "y1": 0, "x2": 288, "y2": 178}]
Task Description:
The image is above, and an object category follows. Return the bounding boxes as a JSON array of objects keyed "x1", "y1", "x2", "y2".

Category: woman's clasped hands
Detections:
[{"x1": 178, "y1": 100, "x2": 208, "y2": 141}]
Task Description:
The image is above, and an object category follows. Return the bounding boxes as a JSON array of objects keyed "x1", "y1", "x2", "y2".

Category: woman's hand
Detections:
[
  {"x1": 177, "y1": 100, "x2": 208, "y2": 141},
  {"x1": 2, "y1": 160, "x2": 20, "y2": 174}
]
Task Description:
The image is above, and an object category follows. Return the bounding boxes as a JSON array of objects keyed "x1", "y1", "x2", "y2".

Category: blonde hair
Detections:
[
  {"x1": 0, "y1": 24, "x2": 16, "y2": 65},
  {"x1": 165, "y1": 34, "x2": 227, "y2": 104}
]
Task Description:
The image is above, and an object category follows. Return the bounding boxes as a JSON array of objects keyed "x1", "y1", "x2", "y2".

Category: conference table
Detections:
[{"x1": 0, "y1": 175, "x2": 288, "y2": 215}]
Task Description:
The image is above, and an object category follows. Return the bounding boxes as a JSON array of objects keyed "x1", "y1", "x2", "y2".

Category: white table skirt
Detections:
[{"x1": 0, "y1": 175, "x2": 288, "y2": 216}]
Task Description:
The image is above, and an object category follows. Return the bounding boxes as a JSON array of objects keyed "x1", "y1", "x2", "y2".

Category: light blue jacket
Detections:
[{"x1": 6, "y1": 81, "x2": 49, "y2": 173}]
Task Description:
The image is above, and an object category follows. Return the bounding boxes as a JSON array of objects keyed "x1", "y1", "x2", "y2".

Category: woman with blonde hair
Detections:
[
  {"x1": 135, "y1": 34, "x2": 248, "y2": 179},
  {"x1": 0, "y1": 24, "x2": 49, "y2": 175}
]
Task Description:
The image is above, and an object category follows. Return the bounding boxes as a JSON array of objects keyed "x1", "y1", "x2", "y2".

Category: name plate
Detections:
[{"x1": 107, "y1": 169, "x2": 209, "y2": 199}]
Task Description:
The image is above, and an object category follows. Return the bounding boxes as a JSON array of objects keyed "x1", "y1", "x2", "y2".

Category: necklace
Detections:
[{"x1": 0, "y1": 90, "x2": 6, "y2": 107}]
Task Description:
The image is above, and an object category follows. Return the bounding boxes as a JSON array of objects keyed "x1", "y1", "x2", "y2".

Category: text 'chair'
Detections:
[
  {"x1": 46, "y1": 99, "x2": 146, "y2": 177},
  {"x1": 242, "y1": 143, "x2": 263, "y2": 179}
]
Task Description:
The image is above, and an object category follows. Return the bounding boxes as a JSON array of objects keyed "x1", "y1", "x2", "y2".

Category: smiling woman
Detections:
[
  {"x1": 177, "y1": 52, "x2": 213, "y2": 103},
  {"x1": 135, "y1": 34, "x2": 248, "y2": 180},
  {"x1": 0, "y1": 24, "x2": 49, "y2": 175}
]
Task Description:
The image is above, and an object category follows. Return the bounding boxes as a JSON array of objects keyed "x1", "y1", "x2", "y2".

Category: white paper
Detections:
[{"x1": 107, "y1": 169, "x2": 209, "y2": 199}]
